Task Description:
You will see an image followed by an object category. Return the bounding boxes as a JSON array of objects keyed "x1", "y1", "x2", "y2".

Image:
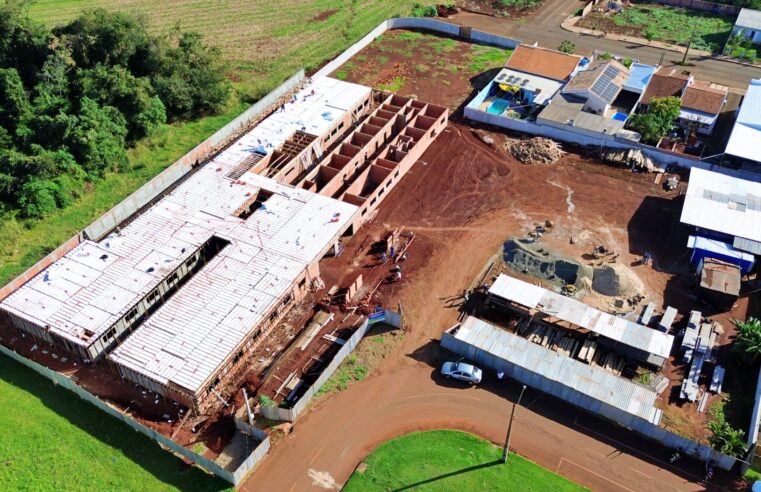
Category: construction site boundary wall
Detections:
[
  {"x1": 441, "y1": 330, "x2": 738, "y2": 471},
  {"x1": 314, "y1": 18, "x2": 519, "y2": 79},
  {"x1": 262, "y1": 318, "x2": 372, "y2": 422},
  {"x1": 262, "y1": 312, "x2": 404, "y2": 422},
  {"x1": 465, "y1": 106, "x2": 761, "y2": 182},
  {"x1": 0, "y1": 343, "x2": 270, "y2": 485},
  {"x1": 0, "y1": 70, "x2": 306, "y2": 302},
  {"x1": 745, "y1": 365, "x2": 761, "y2": 473}
]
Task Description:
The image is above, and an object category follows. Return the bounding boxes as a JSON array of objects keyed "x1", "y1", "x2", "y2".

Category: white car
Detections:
[{"x1": 441, "y1": 361, "x2": 483, "y2": 384}]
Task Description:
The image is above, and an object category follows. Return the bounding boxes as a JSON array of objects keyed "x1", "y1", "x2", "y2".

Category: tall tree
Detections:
[
  {"x1": 628, "y1": 96, "x2": 681, "y2": 144},
  {"x1": 67, "y1": 97, "x2": 128, "y2": 175},
  {"x1": 77, "y1": 64, "x2": 166, "y2": 139},
  {"x1": 0, "y1": 1, "x2": 52, "y2": 87},
  {"x1": 152, "y1": 30, "x2": 230, "y2": 118},
  {"x1": 54, "y1": 9, "x2": 151, "y2": 70},
  {"x1": 0, "y1": 68, "x2": 31, "y2": 135}
]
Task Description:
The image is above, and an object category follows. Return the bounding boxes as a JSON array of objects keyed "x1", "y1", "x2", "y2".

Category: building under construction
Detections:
[{"x1": 0, "y1": 76, "x2": 448, "y2": 412}]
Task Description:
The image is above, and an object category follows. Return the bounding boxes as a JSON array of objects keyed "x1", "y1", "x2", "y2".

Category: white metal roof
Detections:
[
  {"x1": 736, "y1": 8, "x2": 761, "y2": 30},
  {"x1": 232, "y1": 77, "x2": 371, "y2": 158},
  {"x1": 454, "y1": 316, "x2": 660, "y2": 422},
  {"x1": 680, "y1": 166, "x2": 761, "y2": 243},
  {"x1": 0, "y1": 76, "x2": 367, "y2": 350},
  {"x1": 106, "y1": 170, "x2": 357, "y2": 394},
  {"x1": 489, "y1": 274, "x2": 674, "y2": 359},
  {"x1": 725, "y1": 79, "x2": 761, "y2": 162}
]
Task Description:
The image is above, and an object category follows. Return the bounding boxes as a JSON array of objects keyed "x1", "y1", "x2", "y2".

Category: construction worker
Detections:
[{"x1": 394, "y1": 270, "x2": 402, "y2": 282}]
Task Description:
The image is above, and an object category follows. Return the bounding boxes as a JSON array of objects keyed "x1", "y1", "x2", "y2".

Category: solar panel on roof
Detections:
[{"x1": 604, "y1": 65, "x2": 620, "y2": 78}]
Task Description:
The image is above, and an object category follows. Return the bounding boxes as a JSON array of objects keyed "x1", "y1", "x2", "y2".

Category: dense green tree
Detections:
[
  {"x1": 54, "y1": 9, "x2": 151, "y2": 70},
  {"x1": 0, "y1": 6, "x2": 228, "y2": 219},
  {"x1": 628, "y1": 96, "x2": 681, "y2": 144},
  {"x1": 0, "y1": 68, "x2": 31, "y2": 135},
  {"x1": 68, "y1": 98, "x2": 129, "y2": 175},
  {"x1": 33, "y1": 51, "x2": 73, "y2": 114},
  {"x1": 0, "y1": 2, "x2": 53, "y2": 87},
  {"x1": 152, "y1": 30, "x2": 230, "y2": 118},
  {"x1": 77, "y1": 64, "x2": 166, "y2": 138}
]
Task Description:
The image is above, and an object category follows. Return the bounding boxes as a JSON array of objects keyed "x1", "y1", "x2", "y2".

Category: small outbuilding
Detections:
[{"x1": 731, "y1": 8, "x2": 761, "y2": 45}]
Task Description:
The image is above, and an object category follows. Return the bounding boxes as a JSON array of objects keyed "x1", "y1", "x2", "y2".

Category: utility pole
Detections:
[
  {"x1": 502, "y1": 384, "x2": 527, "y2": 463},
  {"x1": 682, "y1": 23, "x2": 698, "y2": 65}
]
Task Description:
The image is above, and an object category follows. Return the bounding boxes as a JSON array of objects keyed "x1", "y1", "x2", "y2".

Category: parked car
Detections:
[{"x1": 441, "y1": 361, "x2": 483, "y2": 384}]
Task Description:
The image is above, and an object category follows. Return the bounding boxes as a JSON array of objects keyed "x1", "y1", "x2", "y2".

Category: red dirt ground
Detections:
[
  {"x1": 334, "y1": 30, "x2": 504, "y2": 113},
  {"x1": 245, "y1": 120, "x2": 746, "y2": 491}
]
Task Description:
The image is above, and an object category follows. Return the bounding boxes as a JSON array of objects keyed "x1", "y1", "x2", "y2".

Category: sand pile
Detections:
[
  {"x1": 592, "y1": 264, "x2": 644, "y2": 297},
  {"x1": 504, "y1": 137, "x2": 564, "y2": 165}
]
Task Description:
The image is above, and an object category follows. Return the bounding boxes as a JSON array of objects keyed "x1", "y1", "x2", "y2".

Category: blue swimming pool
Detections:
[
  {"x1": 612, "y1": 112, "x2": 628, "y2": 122},
  {"x1": 487, "y1": 99, "x2": 510, "y2": 115}
]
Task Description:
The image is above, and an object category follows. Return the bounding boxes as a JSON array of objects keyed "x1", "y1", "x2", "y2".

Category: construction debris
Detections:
[
  {"x1": 600, "y1": 148, "x2": 658, "y2": 173},
  {"x1": 504, "y1": 137, "x2": 564, "y2": 165}
]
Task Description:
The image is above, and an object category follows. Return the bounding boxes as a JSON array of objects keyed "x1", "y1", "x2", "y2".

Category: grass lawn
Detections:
[
  {"x1": 344, "y1": 430, "x2": 587, "y2": 491},
  {"x1": 0, "y1": 1, "x2": 417, "y2": 287},
  {"x1": 579, "y1": 6, "x2": 733, "y2": 52},
  {"x1": 0, "y1": 355, "x2": 232, "y2": 491}
]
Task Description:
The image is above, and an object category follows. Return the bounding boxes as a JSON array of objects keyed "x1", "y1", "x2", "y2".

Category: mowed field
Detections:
[
  {"x1": 344, "y1": 430, "x2": 586, "y2": 491},
  {"x1": 0, "y1": 357, "x2": 231, "y2": 491},
  {"x1": 29, "y1": 0, "x2": 416, "y2": 97}
]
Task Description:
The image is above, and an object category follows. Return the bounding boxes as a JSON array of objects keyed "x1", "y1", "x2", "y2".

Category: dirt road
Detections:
[{"x1": 243, "y1": 125, "x2": 741, "y2": 491}]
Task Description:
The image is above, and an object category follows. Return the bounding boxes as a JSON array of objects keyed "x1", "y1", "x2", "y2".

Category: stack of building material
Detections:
[
  {"x1": 681, "y1": 310, "x2": 701, "y2": 363},
  {"x1": 658, "y1": 306, "x2": 677, "y2": 333},
  {"x1": 504, "y1": 137, "x2": 564, "y2": 165},
  {"x1": 710, "y1": 365, "x2": 725, "y2": 393},
  {"x1": 577, "y1": 339, "x2": 597, "y2": 363},
  {"x1": 600, "y1": 148, "x2": 657, "y2": 172},
  {"x1": 680, "y1": 356, "x2": 704, "y2": 402}
]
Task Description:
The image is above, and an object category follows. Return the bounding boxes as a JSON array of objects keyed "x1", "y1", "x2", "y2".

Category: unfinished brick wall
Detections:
[{"x1": 297, "y1": 93, "x2": 448, "y2": 225}]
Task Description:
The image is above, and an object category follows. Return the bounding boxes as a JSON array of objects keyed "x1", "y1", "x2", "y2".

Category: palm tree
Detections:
[
  {"x1": 733, "y1": 317, "x2": 761, "y2": 365},
  {"x1": 708, "y1": 420, "x2": 748, "y2": 458}
]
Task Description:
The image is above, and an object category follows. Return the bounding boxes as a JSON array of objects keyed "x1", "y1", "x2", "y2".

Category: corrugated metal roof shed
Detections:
[
  {"x1": 725, "y1": 79, "x2": 761, "y2": 163},
  {"x1": 680, "y1": 166, "x2": 761, "y2": 245},
  {"x1": 0, "y1": 76, "x2": 367, "y2": 352},
  {"x1": 454, "y1": 317, "x2": 660, "y2": 422},
  {"x1": 489, "y1": 274, "x2": 674, "y2": 359}
]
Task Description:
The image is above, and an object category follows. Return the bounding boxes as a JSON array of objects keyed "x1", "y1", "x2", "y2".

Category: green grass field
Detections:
[
  {"x1": 579, "y1": 6, "x2": 733, "y2": 52},
  {"x1": 344, "y1": 430, "x2": 586, "y2": 491},
  {"x1": 0, "y1": 1, "x2": 416, "y2": 287},
  {"x1": 0, "y1": 356, "x2": 232, "y2": 491}
]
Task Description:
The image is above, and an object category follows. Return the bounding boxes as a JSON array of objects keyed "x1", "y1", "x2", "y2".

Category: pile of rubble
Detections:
[
  {"x1": 504, "y1": 137, "x2": 564, "y2": 165},
  {"x1": 600, "y1": 148, "x2": 658, "y2": 173}
]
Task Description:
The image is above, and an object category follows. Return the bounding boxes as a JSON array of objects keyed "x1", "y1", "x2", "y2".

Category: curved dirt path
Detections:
[{"x1": 243, "y1": 127, "x2": 737, "y2": 491}]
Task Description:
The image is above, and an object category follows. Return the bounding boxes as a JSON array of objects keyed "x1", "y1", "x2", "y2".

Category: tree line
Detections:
[{"x1": 0, "y1": 3, "x2": 230, "y2": 218}]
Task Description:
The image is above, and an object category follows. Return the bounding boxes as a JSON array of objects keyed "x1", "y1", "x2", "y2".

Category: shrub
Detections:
[
  {"x1": 411, "y1": 3, "x2": 438, "y2": 17},
  {"x1": 557, "y1": 40, "x2": 576, "y2": 54},
  {"x1": 733, "y1": 317, "x2": 761, "y2": 365}
]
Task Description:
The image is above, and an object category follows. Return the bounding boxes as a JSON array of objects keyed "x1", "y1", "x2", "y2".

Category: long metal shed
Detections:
[
  {"x1": 488, "y1": 274, "x2": 674, "y2": 367},
  {"x1": 442, "y1": 316, "x2": 662, "y2": 425}
]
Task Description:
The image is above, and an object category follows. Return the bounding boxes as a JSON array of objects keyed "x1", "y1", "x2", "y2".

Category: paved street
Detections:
[{"x1": 452, "y1": 3, "x2": 761, "y2": 90}]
